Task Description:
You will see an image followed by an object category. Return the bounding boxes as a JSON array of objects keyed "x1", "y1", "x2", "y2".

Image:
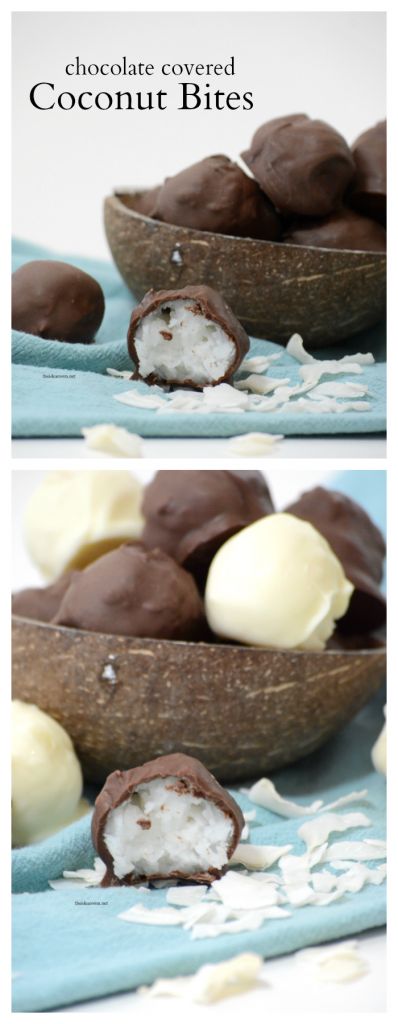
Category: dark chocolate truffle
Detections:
[
  {"x1": 285, "y1": 487, "x2": 386, "y2": 634},
  {"x1": 150, "y1": 155, "x2": 281, "y2": 240},
  {"x1": 12, "y1": 570, "x2": 80, "y2": 623},
  {"x1": 92, "y1": 752, "x2": 244, "y2": 885},
  {"x1": 131, "y1": 185, "x2": 161, "y2": 216},
  {"x1": 142, "y1": 470, "x2": 274, "y2": 580},
  {"x1": 53, "y1": 544, "x2": 205, "y2": 640},
  {"x1": 12, "y1": 260, "x2": 105, "y2": 343},
  {"x1": 349, "y1": 120, "x2": 386, "y2": 225},
  {"x1": 283, "y1": 208, "x2": 386, "y2": 252},
  {"x1": 241, "y1": 114, "x2": 355, "y2": 217},
  {"x1": 127, "y1": 285, "x2": 250, "y2": 389}
]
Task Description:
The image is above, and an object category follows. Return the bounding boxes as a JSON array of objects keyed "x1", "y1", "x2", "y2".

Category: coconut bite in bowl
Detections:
[
  {"x1": 205, "y1": 513, "x2": 354, "y2": 651},
  {"x1": 92, "y1": 753, "x2": 244, "y2": 886}
]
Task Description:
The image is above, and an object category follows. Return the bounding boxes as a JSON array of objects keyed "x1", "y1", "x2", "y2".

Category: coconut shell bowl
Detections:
[
  {"x1": 104, "y1": 192, "x2": 386, "y2": 349},
  {"x1": 12, "y1": 615, "x2": 385, "y2": 785}
]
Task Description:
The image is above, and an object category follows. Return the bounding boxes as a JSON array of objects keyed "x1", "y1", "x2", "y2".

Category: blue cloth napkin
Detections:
[
  {"x1": 12, "y1": 695, "x2": 386, "y2": 1012},
  {"x1": 12, "y1": 239, "x2": 386, "y2": 438},
  {"x1": 12, "y1": 471, "x2": 386, "y2": 1011}
]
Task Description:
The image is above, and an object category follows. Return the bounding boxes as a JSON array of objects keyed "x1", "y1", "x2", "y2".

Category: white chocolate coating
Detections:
[
  {"x1": 371, "y1": 709, "x2": 386, "y2": 775},
  {"x1": 205, "y1": 513, "x2": 353, "y2": 651},
  {"x1": 12, "y1": 700, "x2": 86, "y2": 846},
  {"x1": 24, "y1": 470, "x2": 144, "y2": 580}
]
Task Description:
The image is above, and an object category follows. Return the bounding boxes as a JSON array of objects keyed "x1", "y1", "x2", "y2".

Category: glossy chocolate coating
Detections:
[
  {"x1": 241, "y1": 114, "x2": 355, "y2": 217},
  {"x1": 142, "y1": 470, "x2": 274, "y2": 582},
  {"x1": 92, "y1": 752, "x2": 244, "y2": 885},
  {"x1": 349, "y1": 121, "x2": 386, "y2": 225},
  {"x1": 150, "y1": 155, "x2": 281, "y2": 240},
  {"x1": 285, "y1": 487, "x2": 386, "y2": 634},
  {"x1": 283, "y1": 208, "x2": 386, "y2": 252},
  {"x1": 12, "y1": 570, "x2": 80, "y2": 623},
  {"x1": 12, "y1": 260, "x2": 105, "y2": 343},
  {"x1": 128, "y1": 284, "x2": 250, "y2": 388},
  {"x1": 53, "y1": 544, "x2": 205, "y2": 640}
]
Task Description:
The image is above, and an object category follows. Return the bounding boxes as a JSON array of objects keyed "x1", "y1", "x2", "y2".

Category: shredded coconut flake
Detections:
[
  {"x1": 321, "y1": 839, "x2": 386, "y2": 863},
  {"x1": 231, "y1": 843, "x2": 293, "y2": 870},
  {"x1": 298, "y1": 812, "x2": 371, "y2": 851},
  {"x1": 49, "y1": 858, "x2": 106, "y2": 890},
  {"x1": 81, "y1": 424, "x2": 142, "y2": 458},
  {"x1": 235, "y1": 374, "x2": 291, "y2": 395},
  {"x1": 245, "y1": 780, "x2": 369, "y2": 819},
  {"x1": 245, "y1": 778, "x2": 324, "y2": 818},
  {"x1": 296, "y1": 941, "x2": 369, "y2": 983},
  {"x1": 166, "y1": 885, "x2": 209, "y2": 907},
  {"x1": 211, "y1": 871, "x2": 280, "y2": 910},
  {"x1": 140, "y1": 952, "x2": 264, "y2": 1002}
]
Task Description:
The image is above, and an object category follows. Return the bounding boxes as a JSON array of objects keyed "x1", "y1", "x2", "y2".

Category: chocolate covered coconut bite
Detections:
[
  {"x1": 142, "y1": 470, "x2": 274, "y2": 578},
  {"x1": 349, "y1": 120, "x2": 386, "y2": 226},
  {"x1": 285, "y1": 487, "x2": 386, "y2": 634},
  {"x1": 12, "y1": 570, "x2": 80, "y2": 623},
  {"x1": 127, "y1": 285, "x2": 250, "y2": 389},
  {"x1": 53, "y1": 543, "x2": 205, "y2": 641},
  {"x1": 92, "y1": 753, "x2": 244, "y2": 886},
  {"x1": 12, "y1": 260, "x2": 105, "y2": 343},
  {"x1": 241, "y1": 114, "x2": 355, "y2": 217},
  {"x1": 283, "y1": 208, "x2": 386, "y2": 252},
  {"x1": 150, "y1": 154, "x2": 281, "y2": 240}
]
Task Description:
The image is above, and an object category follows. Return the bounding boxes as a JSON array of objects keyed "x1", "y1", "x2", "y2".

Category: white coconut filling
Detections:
[
  {"x1": 104, "y1": 777, "x2": 234, "y2": 879},
  {"x1": 134, "y1": 301, "x2": 236, "y2": 385}
]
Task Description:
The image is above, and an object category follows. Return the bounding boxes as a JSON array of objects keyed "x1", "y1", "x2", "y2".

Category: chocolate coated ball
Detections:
[
  {"x1": 53, "y1": 544, "x2": 205, "y2": 641},
  {"x1": 284, "y1": 208, "x2": 386, "y2": 251},
  {"x1": 142, "y1": 470, "x2": 274, "y2": 579},
  {"x1": 285, "y1": 487, "x2": 386, "y2": 634},
  {"x1": 12, "y1": 570, "x2": 80, "y2": 623},
  {"x1": 12, "y1": 260, "x2": 105, "y2": 343},
  {"x1": 150, "y1": 155, "x2": 281, "y2": 240},
  {"x1": 241, "y1": 114, "x2": 355, "y2": 217},
  {"x1": 349, "y1": 120, "x2": 386, "y2": 226}
]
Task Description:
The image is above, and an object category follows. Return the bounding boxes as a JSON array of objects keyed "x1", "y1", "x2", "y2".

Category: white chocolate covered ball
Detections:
[
  {"x1": 205, "y1": 513, "x2": 353, "y2": 651},
  {"x1": 371, "y1": 708, "x2": 386, "y2": 775},
  {"x1": 12, "y1": 700, "x2": 85, "y2": 846},
  {"x1": 24, "y1": 470, "x2": 144, "y2": 580}
]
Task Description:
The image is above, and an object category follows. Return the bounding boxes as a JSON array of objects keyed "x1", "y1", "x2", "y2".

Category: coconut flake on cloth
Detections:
[
  {"x1": 111, "y1": 333, "x2": 377, "y2": 419},
  {"x1": 243, "y1": 778, "x2": 369, "y2": 818}
]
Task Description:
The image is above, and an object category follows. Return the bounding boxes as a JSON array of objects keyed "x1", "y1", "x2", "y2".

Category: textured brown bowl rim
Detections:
[
  {"x1": 106, "y1": 191, "x2": 387, "y2": 258},
  {"x1": 11, "y1": 614, "x2": 386, "y2": 657}
]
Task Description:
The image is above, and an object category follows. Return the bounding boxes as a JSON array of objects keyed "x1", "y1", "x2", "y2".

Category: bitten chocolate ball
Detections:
[
  {"x1": 127, "y1": 284, "x2": 250, "y2": 389},
  {"x1": 12, "y1": 570, "x2": 80, "y2": 623},
  {"x1": 92, "y1": 752, "x2": 244, "y2": 885},
  {"x1": 284, "y1": 487, "x2": 386, "y2": 634},
  {"x1": 12, "y1": 260, "x2": 105, "y2": 343},
  {"x1": 283, "y1": 208, "x2": 386, "y2": 252},
  {"x1": 349, "y1": 120, "x2": 386, "y2": 226},
  {"x1": 150, "y1": 155, "x2": 281, "y2": 240},
  {"x1": 241, "y1": 114, "x2": 355, "y2": 217},
  {"x1": 142, "y1": 470, "x2": 274, "y2": 580},
  {"x1": 53, "y1": 544, "x2": 205, "y2": 641}
]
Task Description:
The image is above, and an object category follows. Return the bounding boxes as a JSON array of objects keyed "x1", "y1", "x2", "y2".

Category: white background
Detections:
[{"x1": 12, "y1": 11, "x2": 386, "y2": 259}]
